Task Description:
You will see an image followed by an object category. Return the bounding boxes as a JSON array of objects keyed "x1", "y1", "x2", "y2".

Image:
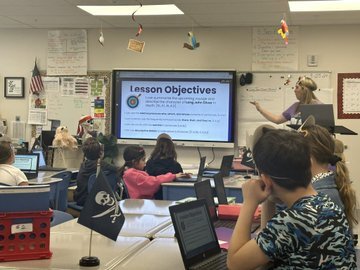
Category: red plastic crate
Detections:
[{"x1": 0, "y1": 210, "x2": 53, "y2": 262}]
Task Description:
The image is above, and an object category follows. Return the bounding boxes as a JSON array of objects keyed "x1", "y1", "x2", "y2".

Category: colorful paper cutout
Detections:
[{"x1": 277, "y1": 19, "x2": 289, "y2": 45}]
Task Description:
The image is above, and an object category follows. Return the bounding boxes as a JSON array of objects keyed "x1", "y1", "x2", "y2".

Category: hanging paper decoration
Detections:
[
  {"x1": 132, "y1": 1, "x2": 143, "y2": 36},
  {"x1": 183, "y1": 31, "x2": 200, "y2": 50},
  {"x1": 277, "y1": 19, "x2": 289, "y2": 45},
  {"x1": 98, "y1": 31, "x2": 104, "y2": 46}
]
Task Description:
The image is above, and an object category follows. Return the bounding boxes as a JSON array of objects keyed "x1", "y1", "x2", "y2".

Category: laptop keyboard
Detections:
[
  {"x1": 214, "y1": 219, "x2": 236, "y2": 229},
  {"x1": 39, "y1": 166, "x2": 65, "y2": 172},
  {"x1": 190, "y1": 251, "x2": 228, "y2": 270}
]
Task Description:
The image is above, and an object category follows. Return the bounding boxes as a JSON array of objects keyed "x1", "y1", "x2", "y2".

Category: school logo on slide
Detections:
[{"x1": 126, "y1": 94, "x2": 141, "y2": 108}]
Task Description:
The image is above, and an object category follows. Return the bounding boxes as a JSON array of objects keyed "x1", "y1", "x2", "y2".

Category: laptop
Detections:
[
  {"x1": 203, "y1": 155, "x2": 234, "y2": 178},
  {"x1": 213, "y1": 173, "x2": 229, "y2": 205},
  {"x1": 299, "y1": 104, "x2": 335, "y2": 131},
  {"x1": 32, "y1": 149, "x2": 65, "y2": 171},
  {"x1": 194, "y1": 179, "x2": 236, "y2": 229},
  {"x1": 174, "y1": 156, "x2": 207, "y2": 183},
  {"x1": 13, "y1": 153, "x2": 39, "y2": 179},
  {"x1": 169, "y1": 199, "x2": 228, "y2": 270}
]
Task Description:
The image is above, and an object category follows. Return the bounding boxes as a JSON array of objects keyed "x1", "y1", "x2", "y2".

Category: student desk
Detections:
[
  {"x1": 119, "y1": 199, "x2": 176, "y2": 216},
  {"x1": 51, "y1": 214, "x2": 172, "y2": 239},
  {"x1": 0, "y1": 233, "x2": 149, "y2": 270},
  {"x1": 161, "y1": 178, "x2": 246, "y2": 202},
  {"x1": 113, "y1": 238, "x2": 184, "y2": 270}
]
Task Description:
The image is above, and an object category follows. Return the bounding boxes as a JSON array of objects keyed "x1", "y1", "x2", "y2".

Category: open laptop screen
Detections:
[
  {"x1": 13, "y1": 153, "x2": 39, "y2": 175},
  {"x1": 169, "y1": 199, "x2": 220, "y2": 267},
  {"x1": 299, "y1": 104, "x2": 335, "y2": 130},
  {"x1": 32, "y1": 150, "x2": 46, "y2": 167},
  {"x1": 194, "y1": 180, "x2": 217, "y2": 220}
]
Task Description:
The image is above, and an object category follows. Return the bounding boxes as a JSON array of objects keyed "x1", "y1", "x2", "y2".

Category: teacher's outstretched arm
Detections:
[{"x1": 250, "y1": 101, "x2": 287, "y2": 124}]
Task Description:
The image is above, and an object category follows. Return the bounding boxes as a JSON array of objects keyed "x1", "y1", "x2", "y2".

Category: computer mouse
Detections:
[{"x1": 244, "y1": 175, "x2": 251, "y2": 179}]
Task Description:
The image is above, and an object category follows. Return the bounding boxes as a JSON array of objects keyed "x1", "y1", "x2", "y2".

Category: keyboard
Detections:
[
  {"x1": 191, "y1": 250, "x2": 228, "y2": 270},
  {"x1": 214, "y1": 219, "x2": 236, "y2": 229},
  {"x1": 38, "y1": 166, "x2": 66, "y2": 172}
]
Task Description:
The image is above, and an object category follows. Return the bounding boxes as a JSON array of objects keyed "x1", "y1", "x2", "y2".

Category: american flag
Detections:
[{"x1": 30, "y1": 61, "x2": 44, "y2": 95}]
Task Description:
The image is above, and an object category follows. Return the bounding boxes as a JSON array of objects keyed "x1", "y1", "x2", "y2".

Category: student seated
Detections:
[
  {"x1": 0, "y1": 141, "x2": 29, "y2": 186},
  {"x1": 121, "y1": 145, "x2": 185, "y2": 199},
  {"x1": 301, "y1": 124, "x2": 358, "y2": 229},
  {"x1": 73, "y1": 137, "x2": 119, "y2": 206},
  {"x1": 145, "y1": 133, "x2": 183, "y2": 176},
  {"x1": 227, "y1": 129, "x2": 356, "y2": 269}
]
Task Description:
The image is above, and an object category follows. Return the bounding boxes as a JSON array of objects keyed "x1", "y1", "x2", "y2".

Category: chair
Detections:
[
  {"x1": 52, "y1": 170, "x2": 72, "y2": 212},
  {"x1": 68, "y1": 171, "x2": 121, "y2": 214},
  {"x1": 88, "y1": 171, "x2": 120, "y2": 193},
  {"x1": 118, "y1": 176, "x2": 130, "y2": 200},
  {"x1": 51, "y1": 210, "x2": 74, "y2": 227}
]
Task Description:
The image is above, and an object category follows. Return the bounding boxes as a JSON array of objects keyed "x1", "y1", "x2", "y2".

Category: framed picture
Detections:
[{"x1": 4, "y1": 77, "x2": 25, "y2": 98}]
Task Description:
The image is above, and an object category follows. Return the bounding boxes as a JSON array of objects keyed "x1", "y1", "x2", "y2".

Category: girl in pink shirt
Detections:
[{"x1": 121, "y1": 145, "x2": 185, "y2": 199}]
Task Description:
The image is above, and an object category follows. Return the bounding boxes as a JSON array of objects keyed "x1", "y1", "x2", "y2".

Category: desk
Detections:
[
  {"x1": 51, "y1": 214, "x2": 172, "y2": 239},
  {"x1": 114, "y1": 238, "x2": 184, "y2": 270},
  {"x1": 0, "y1": 233, "x2": 149, "y2": 270},
  {"x1": 119, "y1": 199, "x2": 176, "y2": 216},
  {"x1": 162, "y1": 178, "x2": 246, "y2": 202}
]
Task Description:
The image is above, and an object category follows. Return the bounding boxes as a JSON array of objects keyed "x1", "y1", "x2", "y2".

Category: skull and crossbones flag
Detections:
[{"x1": 78, "y1": 169, "x2": 125, "y2": 241}]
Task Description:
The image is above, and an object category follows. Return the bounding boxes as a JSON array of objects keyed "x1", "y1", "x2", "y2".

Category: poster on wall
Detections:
[
  {"x1": 252, "y1": 26, "x2": 299, "y2": 71},
  {"x1": 47, "y1": 29, "x2": 87, "y2": 75}
]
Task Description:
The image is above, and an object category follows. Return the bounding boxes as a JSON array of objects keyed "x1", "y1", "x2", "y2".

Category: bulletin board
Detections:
[
  {"x1": 337, "y1": 73, "x2": 360, "y2": 119},
  {"x1": 31, "y1": 71, "x2": 111, "y2": 136},
  {"x1": 236, "y1": 71, "x2": 332, "y2": 147}
]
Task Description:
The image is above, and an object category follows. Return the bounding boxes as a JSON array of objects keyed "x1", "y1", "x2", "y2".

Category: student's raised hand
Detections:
[{"x1": 242, "y1": 178, "x2": 271, "y2": 206}]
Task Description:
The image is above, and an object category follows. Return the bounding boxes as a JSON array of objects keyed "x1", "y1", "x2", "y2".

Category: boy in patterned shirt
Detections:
[{"x1": 227, "y1": 129, "x2": 356, "y2": 270}]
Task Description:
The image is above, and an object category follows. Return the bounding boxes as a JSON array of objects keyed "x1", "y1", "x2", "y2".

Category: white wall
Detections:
[{"x1": 0, "y1": 26, "x2": 359, "y2": 199}]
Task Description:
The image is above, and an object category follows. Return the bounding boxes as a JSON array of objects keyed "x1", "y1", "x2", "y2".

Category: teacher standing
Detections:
[{"x1": 250, "y1": 76, "x2": 322, "y2": 124}]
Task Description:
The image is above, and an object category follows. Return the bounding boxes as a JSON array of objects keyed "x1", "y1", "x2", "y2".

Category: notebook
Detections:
[
  {"x1": 32, "y1": 149, "x2": 65, "y2": 171},
  {"x1": 174, "y1": 156, "x2": 207, "y2": 183},
  {"x1": 13, "y1": 153, "x2": 39, "y2": 179},
  {"x1": 169, "y1": 199, "x2": 228, "y2": 270},
  {"x1": 203, "y1": 155, "x2": 234, "y2": 178},
  {"x1": 299, "y1": 104, "x2": 335, "y2": 131},
  {"x1": 194, "y1": 179, "x2": 236, "y2": 229}
]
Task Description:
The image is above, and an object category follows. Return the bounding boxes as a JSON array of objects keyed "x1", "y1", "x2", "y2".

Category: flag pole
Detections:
[{"x1": 79, "y1": 159, "x2": 101, "y2": 267}]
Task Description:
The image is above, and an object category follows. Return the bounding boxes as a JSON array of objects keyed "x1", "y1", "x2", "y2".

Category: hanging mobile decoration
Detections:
[
  {"x1": 277, "y1": 18, "x2": 289, "y2": 45},
  {"x1": 132, "y1": 1, "x2": 143, "y2": 36},
  {"x1": 127, "y1": 1, "x2": 145, "y2": 53},
  {"x1": 183, "y1": 31, "x2": 200, "y2": 50},
  {"x1": 98, "y1": 31, "x2": 104, "y2": 46}
]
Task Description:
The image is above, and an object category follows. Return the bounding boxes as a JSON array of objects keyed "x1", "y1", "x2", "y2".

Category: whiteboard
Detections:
[{"x1": 236, "y1": 71, "x2": 332, "y2": 147}]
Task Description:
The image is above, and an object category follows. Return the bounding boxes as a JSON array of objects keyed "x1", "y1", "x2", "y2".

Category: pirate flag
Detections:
[
  {"x1": 240, "y1": 148, "x2": 256, "y2": 170},
  {"x1": 78, "y1": 169, "x2": 125, "y2": 241}
]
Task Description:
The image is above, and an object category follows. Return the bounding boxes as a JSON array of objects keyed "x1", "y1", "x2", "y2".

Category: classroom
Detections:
[{"x1": 0, "y1": 0, "x2": 360, "y2": 269}]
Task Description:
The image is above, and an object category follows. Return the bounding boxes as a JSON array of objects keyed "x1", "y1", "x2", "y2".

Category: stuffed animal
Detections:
[
  {"x1": 77, "y1": 115, "x2": 95, "y2": 142},
  {"x1": 52, "y1": 126, "x2": 78, "y2": 149}
]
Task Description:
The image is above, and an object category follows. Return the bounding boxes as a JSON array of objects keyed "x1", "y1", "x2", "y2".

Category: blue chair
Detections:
[
  {"x1": 68, "y1": 171, "x2": 121, "y2": 213},
  {"x1": 88, "y1": 171, "x2": 120, "y2": 195},
  {"x1": 52, "y1": 171, "x2": 72, "y2": 212},
  {"x1": 51, "y1": 210, "x2": 74, "y2": 227}
]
